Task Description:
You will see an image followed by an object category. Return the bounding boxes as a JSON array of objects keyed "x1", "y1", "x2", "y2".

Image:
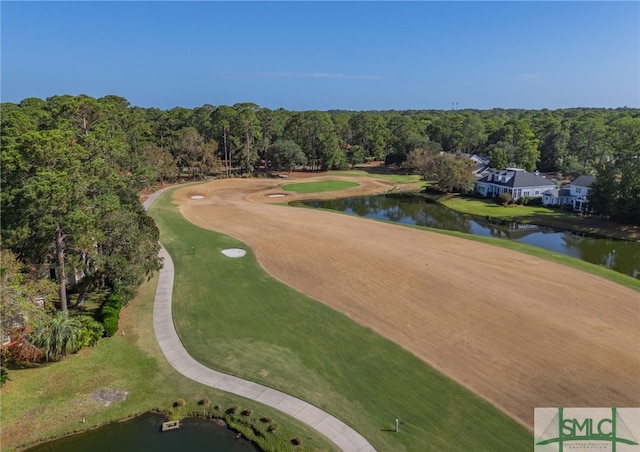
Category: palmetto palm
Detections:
[{"x1": 30, "y1": 313, "x2": 83, "y2": 361}]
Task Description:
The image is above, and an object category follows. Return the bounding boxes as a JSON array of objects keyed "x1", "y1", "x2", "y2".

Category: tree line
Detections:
[
  {"x1": 1, "y1": 94, "x2": 638, "y2": 368},
  {"x1": 3, "y1": 95, "x2": 638, "y2": 176},
  {"x1": 1, "y1": 95, "x2": 163, "y2": 366}
]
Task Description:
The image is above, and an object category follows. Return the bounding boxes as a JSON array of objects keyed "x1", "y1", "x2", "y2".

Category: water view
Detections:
[
  {"x1": 28, "y1": 413, "x2": 259, "y2": 452},
  {"x1": 301, "y1": 195, "x2": 640, "y2": 279}
]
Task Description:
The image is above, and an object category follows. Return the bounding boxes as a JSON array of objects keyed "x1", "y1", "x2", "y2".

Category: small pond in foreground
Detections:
[
  {"x1": 28, "y1": 412, "x2": 259, "y2": 452},
  {"x1": 300, "y1": 194, "x2": 639, "y2": 279}
]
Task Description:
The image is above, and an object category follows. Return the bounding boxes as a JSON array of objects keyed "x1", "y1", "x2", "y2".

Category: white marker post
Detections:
[{"x1": 395, "y1": 418, "x2": 399, "y2": 433}]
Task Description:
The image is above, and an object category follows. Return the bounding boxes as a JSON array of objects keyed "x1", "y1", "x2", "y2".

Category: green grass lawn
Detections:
[
  {"x1": 282, "y1": 180, "x2": 359, "y2": 193},
  {"x1": 1, "y1": 261, "x2": 337, "y2": 451},
  {"x1": 440, "y1": 196, "x2": 571, "y2": 219},
  {"x1": 433, "y1": 194, "x2": 640, "y2": 241},
  {"x1": 326, "y1": 169, "x2": 423, "y2": 184},
  {"x1": 149, "y1": 189, "x2": 532, "y2": 451}
]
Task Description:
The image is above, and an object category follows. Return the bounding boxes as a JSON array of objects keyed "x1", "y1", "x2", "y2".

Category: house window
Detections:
[
  {"x1": 524, "y1": 191, "x2": 530, "y2": 197},
  {"x1": 576, "y1": 187, "x2": 581, "y2": 194},
  {"x1": 535, "y1": 190, "x2": 540, "y2": 195}
]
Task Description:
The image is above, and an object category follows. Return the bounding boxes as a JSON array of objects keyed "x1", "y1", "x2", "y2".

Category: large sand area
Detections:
[{"x1": 175, "y1": 176, "x2": 639, "y2": 428}]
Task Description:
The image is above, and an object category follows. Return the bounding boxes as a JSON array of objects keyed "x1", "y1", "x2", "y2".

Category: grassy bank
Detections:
[
  {"x1": 282, "y1": 180, "x2": 359, "y2": 193},
  {"x1": 416, "y1": 192, "x2": 640, "y2": 241},
  {"x1": 0, "y1": 263, "x2": 337, "y2": 451},
  {"x1": 148, "y1": 189, "x2": 532, "y2": 451}
]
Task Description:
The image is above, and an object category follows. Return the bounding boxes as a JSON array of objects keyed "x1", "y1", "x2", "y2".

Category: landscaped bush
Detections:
[
  {"x1": 29, "y1": 313, "x2": 84, "y2": 361},
  {"x1": 75, "y1": 315, "x2": 105, "y2": 348},
  {"x1": 0, "y1": 366, "x2": 9, "y2": 387},
  {"x1": 104, "y1": 294, "x2": 124, "y2": 310},
  {"x1": 525, "y1": 196, "x2": 543, "y2": 206},
  {"x1": 498, "y1": 192, "x2": 513, "y2": 206},
  {"x1": 100, "y1": 294, "x2": 124, "y2": 337}
]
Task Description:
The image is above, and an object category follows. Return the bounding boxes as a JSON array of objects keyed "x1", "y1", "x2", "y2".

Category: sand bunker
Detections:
[
  {"x1": 221, "y1": 248, "x2": 246, "y2": 258},
  {"x1": 191, "y1": 195, "x2": 205, "y2": 199}
]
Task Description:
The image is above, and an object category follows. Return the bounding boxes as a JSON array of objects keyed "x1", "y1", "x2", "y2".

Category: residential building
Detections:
[
  {"x1": 541, "y1": 188, "x2": 572, "y2": 207},
  {"x1": 569, "y1": 175, "x2": 595, "y2": 212},
  {"x1": 541, "y1": 175, "x2": 595, "y2": 212},
  {"x1": 457, "y1": 153, "x2": 491, "y2": 177},
  {"x1": 475, "y1": 168, "x2": 556, "y2": 200}
]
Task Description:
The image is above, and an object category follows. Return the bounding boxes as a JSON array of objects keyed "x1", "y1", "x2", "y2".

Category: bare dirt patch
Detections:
[
  {"x1": 174, "y1": 176, "x2": 640, "y2": 429},
  {"x1": 91, "y1": 388, "x2": 129, "y2": 407}
]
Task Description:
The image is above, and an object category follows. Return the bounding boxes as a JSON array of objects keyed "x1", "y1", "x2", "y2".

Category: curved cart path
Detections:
[{"x1": 144, "y1": 187, "x2": 376, "y2": 452}]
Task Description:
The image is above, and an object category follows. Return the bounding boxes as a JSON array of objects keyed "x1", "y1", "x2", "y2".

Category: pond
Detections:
[
  {"x1": 27, "y1": 412, "x2": 259, "y2": 452},
  {"x1": 300, "y1": 194, "x2": 640, "y2": 279}
]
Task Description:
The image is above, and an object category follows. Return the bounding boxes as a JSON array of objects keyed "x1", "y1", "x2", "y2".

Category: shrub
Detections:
[
  {"x1": 100, "y1": 294, "x2": 124, "y2": 337},
  {"x1": 0, "y1": 366, "x2": 9, "y2": 387},
  {"x1": 173, "y1": 398, "x2": 185, "y2": 408},
  {"x1": 100, "y1": 306, "x2": 119, "y2": 319},
  {"x1": 102, "y1": 315, "x2": 119, "y2": 337},
  {"x1": 241, "y1": 408, "x2": 253, "y2": 416},
  {"x1": 498, "y1": 192, "x2": 512, "y2": 206},
  {"x1": 29, "y1": 313, "x2": 84, "y2": 361},
  {"x1": 226, "y1": 405, "x2": 239, "y2": 415},
  {"x1": 75, "y1": 316, "x2": 105, "y2": 347},
  {"x1": 527, "y1": 196, "x2": 543, "y2": 206},
  {"x1": 105, "y1": 294, "x2": 124, "y2": 310}
]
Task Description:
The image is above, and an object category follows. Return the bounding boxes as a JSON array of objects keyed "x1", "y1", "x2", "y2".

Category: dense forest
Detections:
[{"x1": 1, "y1": 94, "x2": 639, "y2": 370}]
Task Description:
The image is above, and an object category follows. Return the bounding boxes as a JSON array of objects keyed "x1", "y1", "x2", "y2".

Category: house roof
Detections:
[
  {"x1": 477, "y1": 169, "x2": 556, "y2": 189},
  {"x1": 571, "y1": 175, "x2": 596, "y2": 187},
  {"x1": 542, "y1": 188, "x2": 571, "y2": 197}
]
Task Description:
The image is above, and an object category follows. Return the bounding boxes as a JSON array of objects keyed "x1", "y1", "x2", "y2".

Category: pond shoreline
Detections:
[
  {"x1": 23, "y1": 411, "x2": 262, "y2": 452},
  {"x1": 404, "y1": 191, "x2": 640, "y2": 242}
]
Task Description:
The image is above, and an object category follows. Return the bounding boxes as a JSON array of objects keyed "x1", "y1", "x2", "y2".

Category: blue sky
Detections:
[{"x1": 2, "y1": 1, "x2": 639, "y2": 111}]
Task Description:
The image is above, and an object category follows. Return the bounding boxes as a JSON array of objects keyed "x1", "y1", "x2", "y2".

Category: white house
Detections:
[
  {"x1": 541, "y1": 188, "x2": 572, "y2": 207},
  {"x1": 475, "y1": 168, "x2": 556, "y2": 200},
  {"x1": 541, "y1": 175, "x2": 595, "y2": 212},
  {"x1": 569, "y1": 175, "x2": 595, "y2": 212}
]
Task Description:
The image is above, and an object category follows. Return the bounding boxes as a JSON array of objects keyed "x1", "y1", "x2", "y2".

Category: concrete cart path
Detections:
[{"x1": 145, "y1": 186, "x2": 376, "y2": 452}]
